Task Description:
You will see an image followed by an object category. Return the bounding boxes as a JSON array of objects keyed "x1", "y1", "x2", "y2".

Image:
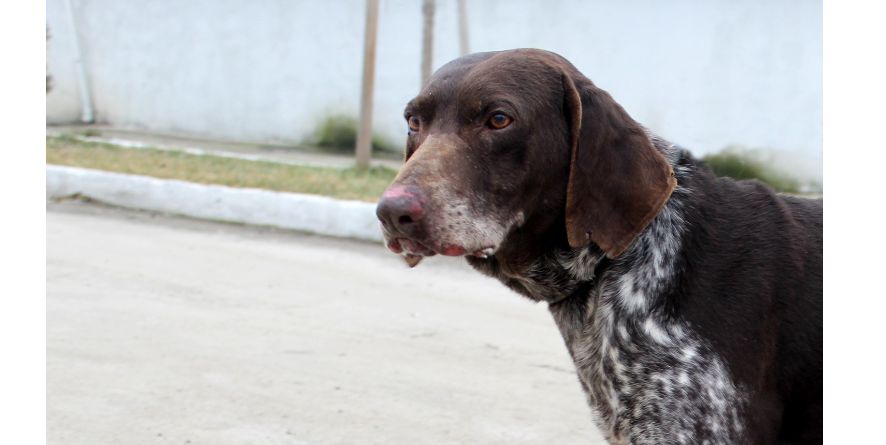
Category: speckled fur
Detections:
[{"x1": 472, "y1": 136, "x2": 747, "y2": 444}]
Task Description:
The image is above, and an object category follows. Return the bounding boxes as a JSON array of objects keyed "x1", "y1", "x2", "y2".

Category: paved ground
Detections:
[
  {"x1": 47, "y1": 124, "x2": 403, "y2": 170},
  {"x1": 47, "y1": 201, "x2": 605, "y2": 445}
]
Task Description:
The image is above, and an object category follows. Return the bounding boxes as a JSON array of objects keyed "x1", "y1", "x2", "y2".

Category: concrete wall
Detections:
[{"x1": 47, "y1": 0, "x2": 821, "y2": 168}]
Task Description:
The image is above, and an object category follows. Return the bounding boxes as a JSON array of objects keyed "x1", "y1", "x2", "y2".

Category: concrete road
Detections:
[{"x1": 47, "y1": 202, "x2": 606, "y2": 445}]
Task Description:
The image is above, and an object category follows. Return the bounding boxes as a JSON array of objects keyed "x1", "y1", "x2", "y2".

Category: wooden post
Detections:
[
  {"x1": 356, "y1": 0, "x2": 380, "y2": 169},
  {"x1": 457, "y1": 0, "x2": 470, "y2": 56},
  {"x1": 420, "y1": 0, "x2": 435, "y2": 87}
]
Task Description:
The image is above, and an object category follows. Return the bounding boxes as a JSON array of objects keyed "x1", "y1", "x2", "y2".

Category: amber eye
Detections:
[
  {"x1": 488, "y1": 113, "x2": 513, "y2": 129},
  {"x1": 407, "y1": 115, "x2": 421, "y2": 132}
]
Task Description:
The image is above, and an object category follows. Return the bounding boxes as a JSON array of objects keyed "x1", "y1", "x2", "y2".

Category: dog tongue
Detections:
[{"x1": 403, "y1": 254, "x2": 423, "y2": 268}]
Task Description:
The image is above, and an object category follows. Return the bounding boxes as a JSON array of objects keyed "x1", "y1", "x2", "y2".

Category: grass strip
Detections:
[{"x1": 46, "y1": 136, "x2": 397, "y2": 202}]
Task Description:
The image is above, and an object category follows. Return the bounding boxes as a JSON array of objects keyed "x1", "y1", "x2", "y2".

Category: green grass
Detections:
[
  {"x1": 46, "y1": 136, "x2": 397, "y2": 202},
  {"x1": 702, "y1": 148, "x2": 814, "y2": 194},
  {"x1": 311, "y1": 114, "x2": 399, "y2": 154}
]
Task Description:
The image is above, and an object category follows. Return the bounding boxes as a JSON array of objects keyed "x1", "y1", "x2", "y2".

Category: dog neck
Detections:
[
  {"x1": 545, "y1": 133, "x2": 693, "y2": 328},
  {"x1": 543, "y1": 138, "x2": 746, "y2": 443}
]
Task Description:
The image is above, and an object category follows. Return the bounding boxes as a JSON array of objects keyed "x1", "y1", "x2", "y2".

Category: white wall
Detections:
[{"x1": 47, "y1": 0, "x2": 821, "y2": 172}]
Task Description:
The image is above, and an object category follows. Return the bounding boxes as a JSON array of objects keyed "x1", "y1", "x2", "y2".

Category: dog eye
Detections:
[
  {"x1": 487, "y1": 113, "x2": 513, "y2": 130},
  {"x1": 407, "y1": 115, "x2": 421, "y2": 132}
]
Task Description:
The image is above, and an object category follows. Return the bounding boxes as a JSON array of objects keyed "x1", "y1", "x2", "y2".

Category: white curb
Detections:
[{"x1": 46, "y1": 165, "x2": 384, "y2": 242}]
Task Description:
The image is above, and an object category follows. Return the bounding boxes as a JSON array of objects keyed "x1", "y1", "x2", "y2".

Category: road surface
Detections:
[{"x1": 47, "y1": 201, "x2": 605, "y2": 444}]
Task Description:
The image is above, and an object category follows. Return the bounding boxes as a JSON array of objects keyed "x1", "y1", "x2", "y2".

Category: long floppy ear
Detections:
[{"x1": 562, "y1": 73, "x2": 677, "y2": 258}]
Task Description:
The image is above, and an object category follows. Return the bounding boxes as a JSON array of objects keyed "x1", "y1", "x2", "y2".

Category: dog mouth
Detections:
[
  {"x1": 386, "y1": 237, "x2": 495, "y2": 267},
  {"x1": 386, "y1": 238, "x2": 436, "y2": 256}
]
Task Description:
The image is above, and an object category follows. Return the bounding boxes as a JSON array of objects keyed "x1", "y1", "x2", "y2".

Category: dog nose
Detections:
[{"x1": 376, "y1": 185, "x2": 425, "y2": 236}]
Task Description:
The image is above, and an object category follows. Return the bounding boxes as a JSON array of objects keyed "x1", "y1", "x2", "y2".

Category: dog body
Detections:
[
  {"x1": 470, "y1": 137, "x2": 822, "y2": 444},
  {"x1": 376, "y1": 49, "x2": 822, "y2": 444}
]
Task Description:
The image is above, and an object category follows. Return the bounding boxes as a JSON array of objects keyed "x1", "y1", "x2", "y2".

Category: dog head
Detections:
[{"x1": 376, "y1": 49, "x2": 675, "y2": 266}]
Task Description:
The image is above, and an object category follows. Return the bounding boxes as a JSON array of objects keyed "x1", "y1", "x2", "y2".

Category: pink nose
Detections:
[{"x1": 376, "y1": 185, "x2": 426, "y2": 236}]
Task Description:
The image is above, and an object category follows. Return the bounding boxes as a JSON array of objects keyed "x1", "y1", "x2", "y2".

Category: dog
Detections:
[{"x1": 375, "y1": 49, "x2": 822, "y2": 445}]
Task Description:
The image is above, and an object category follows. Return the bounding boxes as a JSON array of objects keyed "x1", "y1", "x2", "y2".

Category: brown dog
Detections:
[{"x1": 376, "y1": 49, "x2": 822, "y2": 444}]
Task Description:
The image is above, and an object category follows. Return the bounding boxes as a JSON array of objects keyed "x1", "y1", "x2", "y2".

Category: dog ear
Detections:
[{"x1": 562, "y1": 73, "x2": 677, "y2": 258}]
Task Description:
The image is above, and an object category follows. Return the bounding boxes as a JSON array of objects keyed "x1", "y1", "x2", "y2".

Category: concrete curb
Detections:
[{"x1": 46, "y1": 165, "x2": 384, "y2": 243}]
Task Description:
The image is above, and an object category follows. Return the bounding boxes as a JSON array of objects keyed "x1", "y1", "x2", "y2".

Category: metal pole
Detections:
[
  {"x1": 356, "y1": 0, "x2": 380, "y2": 169},
  {"x1": 62, "y1": 0, "x2": 95, "y2": 123},
  {"x1": 457, "y1": 0, "x2": 470, "y2": 56},
  {"x1": 420, "y1": 0, "x2": 435, "y2": 87}
]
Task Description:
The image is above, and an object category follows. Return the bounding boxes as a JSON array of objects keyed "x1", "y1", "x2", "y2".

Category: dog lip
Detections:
[
  {"x1": 387, "y1": 236, "x2": 492, "y2": 258},
  {"x1": 386, "y1": 239, "x2": 403, "y2": 254},
  {"x1": 440, "y1": 245, "x2": 466, "y2": 256},
  {"x1": 396, "y1": 238, "x2": 436, "y2": 256}
]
